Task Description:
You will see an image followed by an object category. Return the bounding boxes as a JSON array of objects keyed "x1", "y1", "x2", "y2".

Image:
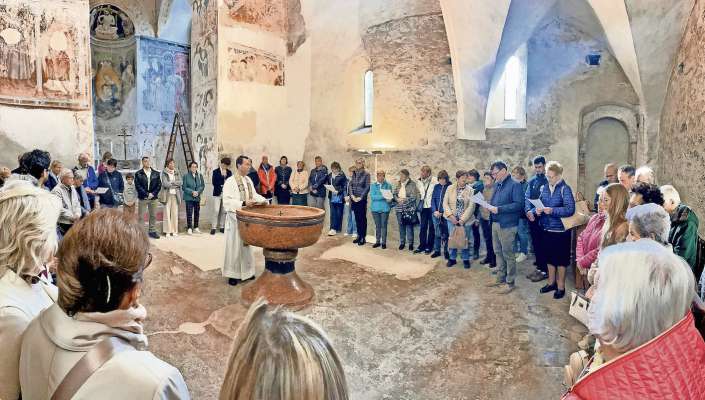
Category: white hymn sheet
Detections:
[
  {"x1": 324, "y1": 184, "x2": 338, "y2": 194},
  {"x1": 381, "y1": 189, "x2": 393, "y2": 200},
  {"x1": 471, "y1": 192, "x2": 493, "y2": 209},
  {"x1": 529, "y1": 198, "x2": 545, "y2": 209}
]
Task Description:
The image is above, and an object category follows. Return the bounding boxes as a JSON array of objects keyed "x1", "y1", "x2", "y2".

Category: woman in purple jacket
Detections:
[{"x1": 526, "y1": 161, "x2": 575, "y2": 299}]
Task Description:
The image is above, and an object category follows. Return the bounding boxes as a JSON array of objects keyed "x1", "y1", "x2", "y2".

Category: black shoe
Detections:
[
  {"x1": 480, "y1": 258, "x2": 490, "y2": 265},
  {"x1": 357, "y1": 239, "x2": 366, "y2": 246},
  {"x1": 554, "y1": 289, "x2": 566, "y2": 299},
  {"x1": 399, "y1": 244, "x2": 405, "y2": 250},
  {"x1": 228, "y1": 278, "x2": 239, "y2": 286},
  {"x1": 210, "y1": 229, "x2": 216, "y2": 235},
  {"x1": 424, "y1": 249, "x2": 433, "y2": 255},
  {"x1": 372, "y1": 243, "x2": 381, "y2": 248},
  {"x1": 430, "y1": 251, "x2": 441, "y2": 258},
  {"x1": 540, "y1": 283, "x2": 558, "y2": 293},
  {"x1": 488, "y1": 263, "x2": 497, "y2": 268},
  {"x1": 408, "y1": 244, "x2": 414, "y2": 251},
  {"x1": 220, "y1": 228, "x2": 225, "y2": 233},
  {"x1": 242, "y1": 276, "x2": 255, "y2": 283},
  {"x1": 381, "y1": 244, "x2": 387, "y2": 249},
  {"x1": 444, "y1": 251, "x2": 450, "y2": 260},
  {"x1": 473, "y1": 254, "x2": 480, "y2": 260},
  {"x1": 149, "y1": 232, "x2": 160, "y2": 239},
  {"x1": 447, "y1": 260, "x2": 457, "y2": 267},
  {"x1": 414, "y1": 248, "x2": 424, "y2": 254},
  {"x1": 463, "y1": 260, "x2": 471, "y2": 269}
]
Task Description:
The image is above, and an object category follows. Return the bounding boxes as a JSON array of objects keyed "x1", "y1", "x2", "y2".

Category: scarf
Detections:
[
  {"x1": 76, "y1": 303, "x2": 147, "y2": 337},
  {"x1": 235, "y1": 174, "x2": 255, "y2": 201}
]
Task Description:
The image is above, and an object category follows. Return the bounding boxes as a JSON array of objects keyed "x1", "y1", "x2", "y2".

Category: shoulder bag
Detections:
[
  {"x1": 569, "y1": 290, "x2": 590, "y2": 327},
  {"x1": 51, "y1": 337, "x2": 135, "y2": 400},
  {"x1": 105, "y1": 174, "x2": 124, "y2": 206}
]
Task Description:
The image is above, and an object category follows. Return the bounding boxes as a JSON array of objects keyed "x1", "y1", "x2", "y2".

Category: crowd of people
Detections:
[{"x1": 1, "y1": 147, "x2": 704, "y2": 399}]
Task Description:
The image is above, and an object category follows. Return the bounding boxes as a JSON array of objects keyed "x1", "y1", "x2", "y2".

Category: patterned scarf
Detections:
[{"x1": 235, "y1": 174, "x2": 254, "y2": 201}]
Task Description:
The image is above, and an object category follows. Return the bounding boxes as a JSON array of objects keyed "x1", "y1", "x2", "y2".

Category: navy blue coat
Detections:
[
  {"x1": 527, "y1": 180, "x2": 576, "y2": 232},
  {"x1": 489, "y1": 175, "x2": 524, "y2": 228}
]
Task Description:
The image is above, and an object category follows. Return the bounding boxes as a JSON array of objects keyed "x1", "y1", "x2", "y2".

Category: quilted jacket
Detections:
[
  {"x1": 529, "y1": 180, "x2": 575, "y2": 232},
  {"x1": 576, "y1": 213, "x2": 606, "y2": 270},
  {"x1": 563, "y1": 312, "x2": 705, "y2": 400}
]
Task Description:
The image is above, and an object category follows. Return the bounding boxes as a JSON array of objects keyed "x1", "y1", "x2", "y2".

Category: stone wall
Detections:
[{"x1": 659, "y1": 0, "x2": 705, "y2": 233}]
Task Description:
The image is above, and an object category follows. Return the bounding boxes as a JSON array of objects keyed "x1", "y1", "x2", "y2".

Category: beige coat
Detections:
[
  {"x1": 442, "y1": 183, "x2": 476, "y2": 225},
  {"x1": 289, "y1": 169, "x2": 310, "y2": 194},
  {"x1": 19, "y1": 303, "x2": 190, "y2": 400},
  {"x1": 0, "y1": 269, "x2": 57, "y2": 400},
  {"x1": 51, "y1": 184, "x2": 82, "y2": 225}
]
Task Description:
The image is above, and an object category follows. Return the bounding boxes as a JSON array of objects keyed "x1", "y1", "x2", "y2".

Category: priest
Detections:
[{"x1": 222, "y1": 155, "x2": 267, "y2": 285}]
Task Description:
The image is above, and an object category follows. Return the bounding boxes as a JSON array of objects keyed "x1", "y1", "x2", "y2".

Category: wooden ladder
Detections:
[{"x1": 165, "y1": 113, "x2": 195, "y2": 168}]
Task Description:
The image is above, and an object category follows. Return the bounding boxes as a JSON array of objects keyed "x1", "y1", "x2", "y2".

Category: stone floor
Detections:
[{"x1": 142, "y1": 233, "x2": 586, "y2": 400}]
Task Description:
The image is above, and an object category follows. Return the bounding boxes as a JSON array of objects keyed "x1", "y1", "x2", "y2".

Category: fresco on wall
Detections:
[
  {"x1": 193, "y1": 32, "x2": 216, "y2": 83},
  {"x1": 227, "y1": 44, "x2": 284, "y2": 86},
  {"x1": 0, "y1": 0, "x2": 90, "y2": 109},
  {"x1": 92, "y1": 39, "x2": 136, "y2": 119},
  {"x1": 192, "y1": 0, "x2": 217, "y2": 39},
  {"x1": 90, "y1": 5, "x2": 135, "y2": 40},
  {"x1": 223, "y1": 0, "x2": 286, "y2": 36}
]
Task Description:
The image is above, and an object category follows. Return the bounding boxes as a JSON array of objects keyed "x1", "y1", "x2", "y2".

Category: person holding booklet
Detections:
[
  {"x1": 347, "y1": 159, "x2": 371, "y2": 245},
  {"x1": 370, "y1": 170, "x2": 393, "y2": 248},
  {"x1": 326, "y1": 162, "x2": 348, "y2": 236},
  {"x1": 442, "y1": 170, "x2": 476, "y2": 268}
]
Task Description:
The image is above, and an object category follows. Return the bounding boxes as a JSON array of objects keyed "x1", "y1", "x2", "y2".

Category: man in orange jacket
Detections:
[{"x1": 257, "y1": 155, "x2": 276, "y2": 199}]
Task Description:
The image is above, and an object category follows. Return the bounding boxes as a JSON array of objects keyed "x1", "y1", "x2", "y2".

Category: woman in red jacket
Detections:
[
  {"x1": 564, "y1": 240, "x2": 705, "y2": 400},
  {"x1": 576, "y1": 187, "x2": 607, "y2": 274}
]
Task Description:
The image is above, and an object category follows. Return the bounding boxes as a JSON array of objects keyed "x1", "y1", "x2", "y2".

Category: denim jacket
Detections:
[{"x1": 431, "y1": 181, "x2": 451, "y2": 215}]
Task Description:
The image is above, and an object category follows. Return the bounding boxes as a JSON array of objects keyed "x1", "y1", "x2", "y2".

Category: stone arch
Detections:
[
  {"x1": 578, "y1": 103, "x2": 640, "y2": 196},
  {"x1": 90, "y1": 0, "x2": 155, "y2": 37}
]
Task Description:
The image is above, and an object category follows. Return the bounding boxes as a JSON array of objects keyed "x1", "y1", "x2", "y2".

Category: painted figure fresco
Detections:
[
  {"x1": 138, "y1": 37, "x2": 190, "y2": 122},
  {"x1": 90, "y1": 5, "x2": 135, "y2": 41},
  {"x1": 223, "y1": 0, "x2": 286, "y2": 37},
  {"x1": 0, "y1": 0, "x2": 90, "y2": 109},
  {"x1": 227, "y1": 44, "x2": 284, "y2": 86},
  {"x1": 92, "y1": 46, "x2": 136, "y2": 119}
]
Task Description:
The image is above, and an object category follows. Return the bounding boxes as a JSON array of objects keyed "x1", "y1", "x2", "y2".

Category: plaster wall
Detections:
[{"x1": 659, "y1": 0, "x2": 705, "y2": 233}]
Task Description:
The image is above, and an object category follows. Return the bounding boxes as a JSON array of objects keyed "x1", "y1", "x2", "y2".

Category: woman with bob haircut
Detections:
[
  {"x1": 219, "y1": 299, "x2": 348, "y2": 400},
  {"x1": 19, "y1": 209, "x2": 190, "y2": 400},
  {"x1": 0, "y1": 181, "x2": 61, "y2": 400},
  {"x1": 626, "y1": 203, "x2": 671, "y2": 245},
  {"x1": 564, "y1": 240, "x2": 705, "y2": 399}
]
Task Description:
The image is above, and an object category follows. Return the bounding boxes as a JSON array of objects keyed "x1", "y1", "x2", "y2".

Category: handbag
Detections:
[
  {"x1": 105, "y1": 174, "x2": 123, "y2": 206},
  {"x1": 400, "y1": 201, "x2": 419, "y2": 225},
  {"x1": 569, "y1": 290, "x2": 590, "y2": 327},
  {"x1": 562, "y1": 200, "x2": 591, "y2": 230},
  {"x1": 448, "y1": 224, "x2": 467, "y2": 249}
]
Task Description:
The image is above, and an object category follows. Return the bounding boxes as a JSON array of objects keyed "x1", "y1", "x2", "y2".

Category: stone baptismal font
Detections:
[{"x1": 236, "y1": 204, "x2": 325, "y2": 309}]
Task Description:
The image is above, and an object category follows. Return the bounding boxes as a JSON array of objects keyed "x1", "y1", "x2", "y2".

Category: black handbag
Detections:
[{"x1": 400, "y1": 202, "x2": 419, "y2": 225}]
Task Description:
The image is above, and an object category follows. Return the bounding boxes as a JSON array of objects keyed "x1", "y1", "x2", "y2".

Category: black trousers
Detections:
[
  {"x1": 185, "y1": 200, "x2": 200, "y2": 229},
  {"x1": 529, "y1": 219, "x2": 547, "y2": 273},
  {"x1": 472, "y1": 223, "x2": 481, "y2": 256},
  {"x1": 418, "y1": 208, "x2": 435, "y2": 251},
  {"x1": 275, "y1": 190, "x2": 291, "y2": 205},
  {"x1": 351, "y1": 199, "x2": 368, "y2": 240},
  {"x1": 480, "y1": 218, "x2": 496, "y2": 262}
]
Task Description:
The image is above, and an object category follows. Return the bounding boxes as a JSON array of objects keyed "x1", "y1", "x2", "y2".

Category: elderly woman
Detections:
[
  {"x1": 161, "y1": 158, "x2": 183, "y2": 237},
  {"x1": 19, "y1": 209, "x2": 190, "y2": 399},
  {"x1": 430, "y1": 170, "x2": 452, "y2": 259},
  {"x1": 394, "y1": 169, "x2": 420, "y2": 251},
  {"x1": 0, "y1": 182, "x2": 60, "y2": 400},
  {"x1": 564, "y1": 241, "x2": 704, "y2": 399},
  {"x1": 629, "y1": 182, "x2": 664, "y2": 208},
  {"x1": 327, "y1": 162, "x2": 348, "y2": 236},
  {"x1": 219, "y1": 299, "x2": 348, "y2": 400},
  {"x1": 369, "y1": 170, "x2": 393, "y2": 248},
  {"x1": 289, "y1": 161, "x2": 309, "y2": 206},
  {"x1": 442, "y1": 170, "x2": 476, "y2": 268},
  {"x1": 626, "y1": 203, "x2": 671, "y2": 245},
  {"x1": 527, "y1": 161, "x2": 575, "y2": 299},
  {"x1": 634, "y1": 165, "x2": 656, "y2": 185},
  {"x1": 51, "y1": 168, "x2": 82, "y2": 236},
  {"x1": 661, "y1": 185, "x2": 700, "y2": 271}
]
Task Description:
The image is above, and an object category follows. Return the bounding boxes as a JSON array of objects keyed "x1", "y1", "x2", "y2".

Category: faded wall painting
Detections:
[
  {"x1": 223, "y1": 0, "x2": 286, "y2": 36},
  {"x1": 90, "y1": 4, "x2": 135, "y2": 40},
  {"x1": 193, "y1": 32, "x2": 216, "y2": 83},
  {"x1": 227, "y1": 44, "x2": 284, "y2": 86},
  {"x1": 0, "y1": 0, "x2": 90, "y2": 109},
  {"x1": 136, "y1": 36, "x2": 190, "y2": 167},
  {"x1": 92, "y1": 39, "x2": 136, "y2": 120},
  {"x1": 192, "y1": 0, "x2": 217, "y2": 39},
  {"x1": 192, "y1": 0, "x2": 217, "y2": 181}
]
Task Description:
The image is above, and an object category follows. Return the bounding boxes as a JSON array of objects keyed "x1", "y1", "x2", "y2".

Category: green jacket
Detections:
[
  {"x1": 182, "y1": 171, "x2": 205, "y2": 202},
  {"x1": 669, "y1": 204, "x2": 699, "y2": 269}
]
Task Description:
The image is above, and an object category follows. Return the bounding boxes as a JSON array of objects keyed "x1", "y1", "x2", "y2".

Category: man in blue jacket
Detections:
[
  {"x1": 525, "y1": 156, "x2": 549, "y2": 282},
  {"x1": 486, "y1": 160, "x2": 524, "y2": 294},
  {"x1": 309, "y1": 156, "x2": 329, "y2": 210}
]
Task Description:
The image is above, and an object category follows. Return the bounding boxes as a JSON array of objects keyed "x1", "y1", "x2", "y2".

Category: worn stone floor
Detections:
[{"x1": 142, "y1": 233, "x2": 585, "y2": 400}]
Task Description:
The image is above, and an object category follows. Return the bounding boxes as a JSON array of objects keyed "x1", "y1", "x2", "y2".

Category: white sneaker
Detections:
[
  {"x1": 328, "y1": 229, "x2": 337, "y2": 236},
  {"x1": 187, "y1": 228, "x2": 193, "y2": 235},
  {"x1": 165, "y1": 234, "x2": 171, "y2": 239},
  {"x1": 515, "y1": 253, "x2": 527, "y2": 263},
  {"x1": 352, "y1": 234, "x2": 358, "y2": 240},
  {"x1": 194, "y1": 228, "x2": 201, "y2": 234},
  {"x1": 343, "y1": 232, "x2": 349, "y2": 237}
]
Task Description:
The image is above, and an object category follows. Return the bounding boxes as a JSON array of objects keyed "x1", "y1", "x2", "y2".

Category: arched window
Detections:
[
  {"x1": 364, "y1": 70, "x2": 374, "y2": 127},
  {"x1": 504, "y1": 56, "x2": 520, "y2": 121}
]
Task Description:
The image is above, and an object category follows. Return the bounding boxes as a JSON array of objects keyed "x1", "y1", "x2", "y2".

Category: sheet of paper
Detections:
[
  {"x1": 381, "y1": 189, "x2": 393, "y2": 200},
  {"x1": 471, "y1": 192, "x2": 493, "y2": 209},
  {"x1": 95, "y1": 187, "x2": 109, "y2": 194},
  {"x1": 529, "y1": 198, "x2": 545, "y2": 209},
  {"x1": 324, "y1": 184, "x2": 338, "y2": 194}
]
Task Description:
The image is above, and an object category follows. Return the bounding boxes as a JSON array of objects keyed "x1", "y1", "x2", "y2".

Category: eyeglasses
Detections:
[{"x1": 132, "y1": 252, "x2": 153, "y2": 283}]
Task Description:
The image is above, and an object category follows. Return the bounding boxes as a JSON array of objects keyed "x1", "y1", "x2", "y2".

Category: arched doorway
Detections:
[
  {"x1": 583, "y1": 118, "x2": 630, "y2": 199},
  {"x1": 578, "y1": 104, "x2": 639, "y2": 199}
]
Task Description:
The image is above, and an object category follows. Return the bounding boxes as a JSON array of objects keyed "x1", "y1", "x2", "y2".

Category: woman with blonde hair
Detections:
[
  {"x1": 0, "y1": 181, "x2": 61, "y2": 400},
  {"x1": 289, "y1": 160, "x2": 309, "y2": 206},
  {"x1": 600, "y1": 183, "x2": 630, "y2": 248},
  {"x1": 220, "y1": 299, "x2": 348, "y2": 400},
  {"x1": 19, "y1": 209, "x2": 189, "y2": 399}
]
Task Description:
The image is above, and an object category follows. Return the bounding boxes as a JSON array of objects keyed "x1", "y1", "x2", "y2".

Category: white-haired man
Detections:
[
  {"x1": 635, "y1": 165, "x2": 656, "y2": 185},
  {"x1": 51, "y1": 168, "x2": 81, "y2": 236},
  {"x1": 74, "y1": 152, "x2": 98, "y2": 208},
  {"x1": 661, "y1": 185, "x2": 699, "y2": 271}
]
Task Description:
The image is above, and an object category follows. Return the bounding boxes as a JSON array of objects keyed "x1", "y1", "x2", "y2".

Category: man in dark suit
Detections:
[{"x1": 135, "y1": 156, "x2": 162, "y2": 239}]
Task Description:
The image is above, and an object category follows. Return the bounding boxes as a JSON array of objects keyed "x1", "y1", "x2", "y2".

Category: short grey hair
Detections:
[
  {"x1": 588, "y1": 240, "x2": 695, "y2": 354},
  {"x1": 626, "y1": 203, "x2": 671, "y2": 244},
  {"x1": 660, "y1": 185, "x2": 681, "y2": 207},
  {"x1": 58, "y1": 168, "x2": 74, "y2": 181},
  {"x1": 635, "y1": 166, "x2": 656, "y2": 184}
]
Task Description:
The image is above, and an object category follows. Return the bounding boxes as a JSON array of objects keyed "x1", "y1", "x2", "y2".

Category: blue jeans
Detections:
[
  {"x1": 345, "y1": 203, "x2": 356, "y2": 234},
  {"x1": 447, "y1": 221, "x2": 474, "y2": 261},
  {"x1": 396, "y1": 211, "x2": 415, "y2": 246},
  {"x1": 372, "y1": 211, "x2": 389, "y2": 245},
  {"x1": 330, "y1": 201, "x2": 344, "y2": 231},
  {"x1": 514, "y1": 218, "x2": 530, "y2": 254},
  {"x1": 432, "y1": 215, "x2": 448, "y2": 253}
]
